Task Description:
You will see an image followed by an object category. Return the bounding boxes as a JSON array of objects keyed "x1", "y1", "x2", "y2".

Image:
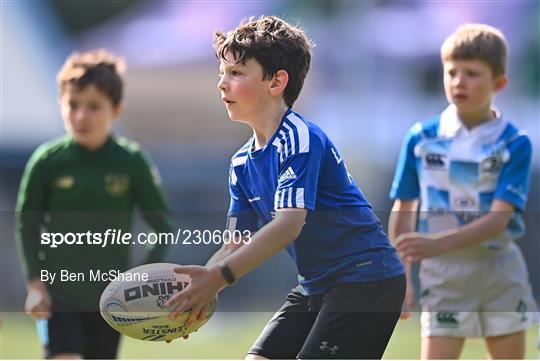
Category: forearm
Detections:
[
  {"x1": 389, "y1": 212, "x2": 417, "y2": 246},
  {"x1": 389, "y1": 200, "x2": 418, "y2": 270},
  {"x1": 219, "y1": 218, "x2": 300, "y2": 280},
  {"x1": 205, "y1": 236, "x2": 250, "y2": 267},
  {"x1": 389, "y1": 200, "x2": 418, "y2": 243},
  {"x1": 435, "y1": 211, "x2": 512, "y2": 252}
]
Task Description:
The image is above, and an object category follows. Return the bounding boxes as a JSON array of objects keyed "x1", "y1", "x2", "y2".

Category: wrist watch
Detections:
[{"x1": 218, "y1": 261, "x2": 237, "y2": 285}]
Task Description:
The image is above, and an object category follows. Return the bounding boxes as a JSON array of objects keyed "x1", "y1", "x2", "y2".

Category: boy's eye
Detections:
[
  {"x1": 231, "y1": 71, "x2": 241, "y2": 76},
  {"x1": 69, "y1": 101, "x2": 78, "y2": 109},
  {"x1": 466, "y1": 70, "x2": 479, "y2": 77}
]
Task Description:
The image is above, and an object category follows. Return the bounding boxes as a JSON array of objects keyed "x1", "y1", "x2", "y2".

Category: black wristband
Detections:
[{"x1": 218, "y1": 261, "x2": 237, "y2": 285}]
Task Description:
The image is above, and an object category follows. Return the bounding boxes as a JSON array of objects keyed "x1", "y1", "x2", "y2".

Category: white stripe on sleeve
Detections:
[
  {"x1": 295, "y1": 188, "x2": 305, "y2": 208},
  {"x1": 287, "y1": 187, "x2": 293, "y2": 207},
  {"x1": 283, "y1": 121, "x2": 296, "y2": 156},
  {"x1": 227, "y1": 217, "x2": 237, "y2": 232},
  {"x1": 286, "y1": 113, "x2": 310, "y2": 153}
]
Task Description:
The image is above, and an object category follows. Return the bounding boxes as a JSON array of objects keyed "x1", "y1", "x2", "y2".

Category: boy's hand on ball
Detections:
[{"x1": 166, "y1": 265, "x2": 225, "y2": 321}]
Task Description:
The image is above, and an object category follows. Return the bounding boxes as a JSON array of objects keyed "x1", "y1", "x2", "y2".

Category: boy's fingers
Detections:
[
  {"x1": 173, "y1": 266, "x2": 200, "y2": 276},
  {"x1": 197, "y1": 306, "x2": 207, "y2": 321},
  {"x1": 186, "y1": 304, "x2": 203, "y2": 327},
  {"x1": 165, "y1": 290, "x2": 188, "y2": 308},
  {"x1": 169, "y1": 298, "x2": 192, "y2": 320}
]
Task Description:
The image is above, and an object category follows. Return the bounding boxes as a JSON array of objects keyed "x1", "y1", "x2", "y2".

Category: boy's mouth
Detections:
[
  {"x1": 74, "y1": 128, "x2": 91, "y2": 135},
  {"x1": 222, "y1": 97, "x2": 235, "y2": 104},
  {"x1": 453, "y1": 93, "x2": 468, "y2": 101}
]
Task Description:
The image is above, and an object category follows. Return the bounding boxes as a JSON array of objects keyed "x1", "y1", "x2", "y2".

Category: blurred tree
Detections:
[{"x1": 47, "y1": 0, "x2": 138, "y2": 33}]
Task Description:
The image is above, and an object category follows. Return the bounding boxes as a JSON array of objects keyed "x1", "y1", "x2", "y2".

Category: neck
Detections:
[
  {"x1": 457, "y1": 104, "x2": 496, "y2": 130},
  {"x1": 250, "y1": 102, "x2": 288, "y2": 150},
  {"x1": 78, "y1": 136, "x2": 110, "y2": 152}
]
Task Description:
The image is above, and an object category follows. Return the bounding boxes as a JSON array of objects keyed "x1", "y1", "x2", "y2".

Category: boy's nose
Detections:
[
  {"x1": 217, "y1": 76, "x2": 227, "y2": 91},
  {"x1": 453, "y1": 74, "x2": 465, "y2": 87},
  {"x1": 73, "y1": 108, "x2": 88, "y2": 123}
]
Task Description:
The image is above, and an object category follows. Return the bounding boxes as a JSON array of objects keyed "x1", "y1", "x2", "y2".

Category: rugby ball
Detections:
[{"x1": 99, "y1": 263, "x2": 217, "y2": 341}]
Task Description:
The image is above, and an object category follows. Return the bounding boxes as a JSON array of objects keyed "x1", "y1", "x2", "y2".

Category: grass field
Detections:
[{"x1": 0, "y1": 312, "x2": 538, "y2": 359}]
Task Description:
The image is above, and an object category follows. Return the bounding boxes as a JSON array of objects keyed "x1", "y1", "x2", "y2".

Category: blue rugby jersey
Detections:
[
  {"x1": 390, "y1": 105, "x2": 532, "y2": 248},
  {"x1": 226, "y1": 109, "x2": 404, "y2": 295}
]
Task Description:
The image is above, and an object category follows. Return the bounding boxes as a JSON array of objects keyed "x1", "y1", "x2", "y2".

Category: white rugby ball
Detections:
[{"x1": 99, "y1": 263, "x2": 217, "y2": 341}]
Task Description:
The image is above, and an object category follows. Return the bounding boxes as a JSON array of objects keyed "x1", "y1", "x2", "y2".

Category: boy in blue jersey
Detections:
[
  {"x1": 166, "y1": 16, "x2": 405, "y2": 359},
  {"x1": 389, "y1": 24, "x2": 537, "y2": 359}
]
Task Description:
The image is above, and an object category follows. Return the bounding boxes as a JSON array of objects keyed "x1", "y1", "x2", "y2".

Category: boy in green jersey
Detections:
[{"x1": 15, "y1": 49, "x2": 173, "y2": 359}]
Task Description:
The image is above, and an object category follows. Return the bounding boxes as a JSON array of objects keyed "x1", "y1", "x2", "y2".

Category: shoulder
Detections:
[
  {"x1": 419, "y1": 116, "x2": 441, "y2": 138},
  {"x1": 27, "y1": 136, "x2": 72, "y2": 167},
  {"x1": 230, "y1": 138, "x2": 252, "y2": 167},
  {"x1": 111, "y1": 136, "x2": 151, "y2": 163},
  {"x1": 497, "y1": 122, "x2": 532, "y2": 161},
  {"x1": 113, "y1": 136, "x2": 143, "y2": 155},
  {"x1": 111, "y1": 137, "x2": 161, "y2": 178},
  {"x1": 400, "y1": 115, "x2": 441, "y2": 149},
  {"x1": 498, "y1": 122, "x2": 531, "y2": 146},
  {"x1": 282, "y1": 110, "x2": 326, "y2": 153}
]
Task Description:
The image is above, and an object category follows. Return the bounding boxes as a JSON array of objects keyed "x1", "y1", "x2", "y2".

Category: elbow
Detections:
[{"x1": 490, "y1": 212, "x2": 513, "y2": 236}]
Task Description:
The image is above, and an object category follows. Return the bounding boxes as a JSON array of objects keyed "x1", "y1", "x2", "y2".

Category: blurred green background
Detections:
[{"x1": 1, "y1": 313, "x2": 538, "y2": 359}]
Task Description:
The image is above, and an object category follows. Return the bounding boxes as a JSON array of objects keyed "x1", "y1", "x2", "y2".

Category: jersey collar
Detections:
[
  {"x1": 68, "y1": 135, "x2": 115, "y2": 155},
  {"x1": 439, "y1": 104, "x2": 506, "y2": 141}
]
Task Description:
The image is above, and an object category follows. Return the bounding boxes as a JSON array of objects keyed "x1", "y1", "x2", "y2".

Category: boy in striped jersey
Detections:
[
  {"x1": 166, "y1": 16, "x2": 405, "y2": 359},
  {"x1": 389, "y1": 24, "x2": 537, "y2": 358}
]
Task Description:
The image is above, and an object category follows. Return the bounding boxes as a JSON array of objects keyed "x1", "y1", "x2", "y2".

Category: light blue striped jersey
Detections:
[
  {"x1": 390, "y1": 105, "x2": 532, "y2": 248},
  {"x1": 227, "y1": 109, "x2": 404, "y2": 295}
]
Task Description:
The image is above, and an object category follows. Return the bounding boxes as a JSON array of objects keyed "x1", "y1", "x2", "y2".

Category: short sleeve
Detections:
[
  {"x1": 227, "y1": 163, "x2": 258, "y2": 232},
  {"x1": 494, "y1": 134, "x2": 532, "y2": 211},
  {"x1": 274, "y1": 135, "x2": 323, "y2": 211},
  {"x1": 389, "y1": 124, "x2": 421, "y2": 200}
]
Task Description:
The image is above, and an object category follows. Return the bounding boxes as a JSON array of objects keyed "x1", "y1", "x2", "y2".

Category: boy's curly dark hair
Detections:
[{"x1": 214, "y1": 16, "x2": 314, "y2": 108}]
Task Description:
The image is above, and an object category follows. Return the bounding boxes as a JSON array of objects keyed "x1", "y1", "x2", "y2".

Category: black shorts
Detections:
[
  {"x1": 37, "y1": 299, "x2": 121, "y2": 359},
  {"x1": 248, "y1": 274, "x2": 406, "y2": 359}
]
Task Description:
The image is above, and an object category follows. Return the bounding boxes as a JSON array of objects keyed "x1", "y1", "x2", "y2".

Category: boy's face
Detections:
[
  {"x1": 217, "y1": 52, "x2": 273, "y2": 122},
  {"x1": 443, "y1": 59, "x2": 506, "y2": 118},
  {"x1": 60, "y1": 84, "x2": 122, "y2": 150}
]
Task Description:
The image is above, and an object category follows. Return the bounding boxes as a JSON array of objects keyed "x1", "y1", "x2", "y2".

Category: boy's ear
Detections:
[
  {"x1": 112, "y1": 102, "x2": 125, "y2": 120},
  {"x1": 269, "y1": 70, "x2": 289, "y2": 97},
  {"x1": 494, "y1": 75, "x2": 508, "y2": 92}
]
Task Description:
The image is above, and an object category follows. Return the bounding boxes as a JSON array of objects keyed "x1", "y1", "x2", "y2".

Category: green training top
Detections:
[{"x1": 15, "y1": 135, "x2": 173, "y2": 310}]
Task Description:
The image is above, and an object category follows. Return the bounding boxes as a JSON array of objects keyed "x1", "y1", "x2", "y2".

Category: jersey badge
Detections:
[
  {"x1": 55, "y1": 175, "x2": 74, "y2": 190},
  {"x1": 105, "y1": 174, "x2": 130, "y2": 196}
]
